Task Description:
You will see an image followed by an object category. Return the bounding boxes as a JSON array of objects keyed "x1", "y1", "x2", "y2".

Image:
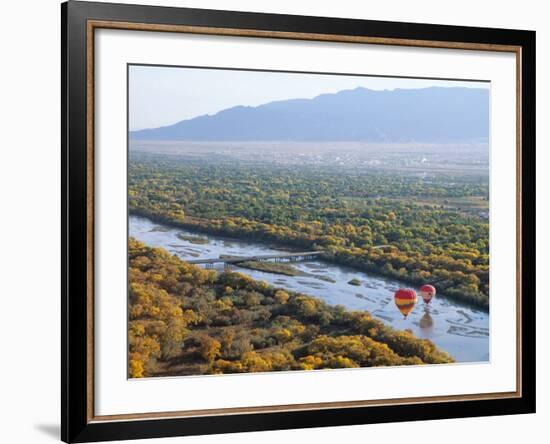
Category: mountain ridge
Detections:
[{"x1": 130, "y1": 86, "x2": 489, "y2": 143}]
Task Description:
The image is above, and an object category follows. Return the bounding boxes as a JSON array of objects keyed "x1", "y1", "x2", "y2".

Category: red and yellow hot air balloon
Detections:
[
  {"x1": 419, "y1": 284, "x2": 436, "y2": 304},
  {"x1": 394, "y1": 288, "x2": 417, "y2": 319}
]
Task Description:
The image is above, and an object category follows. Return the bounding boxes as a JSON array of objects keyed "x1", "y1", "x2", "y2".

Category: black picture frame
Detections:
[{"x1": 62, "y1": 1, "x2": 536, "y2": 442}]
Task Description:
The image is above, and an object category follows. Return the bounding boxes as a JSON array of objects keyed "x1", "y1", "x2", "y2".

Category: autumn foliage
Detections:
[
  {"x1": 128, "y1": 239, "x2": 453, "y2": 378},
  {"x1": 129, "y1": 158, "x2": 489, "y2": 308}
]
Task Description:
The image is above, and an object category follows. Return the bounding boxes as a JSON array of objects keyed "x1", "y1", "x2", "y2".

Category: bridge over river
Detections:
[{"x1": 186, "y1": 251, "x2": 322, "y2": 268}]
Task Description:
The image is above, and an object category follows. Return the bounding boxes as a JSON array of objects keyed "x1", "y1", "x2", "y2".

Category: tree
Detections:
[
  {"x1": 274, "y1": 290, "x2": 290, "y2": 304},
  {"x1": 198, "y1": 336, "x2": 222, "y2": 363}
]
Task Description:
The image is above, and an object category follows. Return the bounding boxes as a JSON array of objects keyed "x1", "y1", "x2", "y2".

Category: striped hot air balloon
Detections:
[
  {"x1": 419, "y1": 284, "x2": 436, "y2": 304},
  {"x1": 394, "y1": 288, "x2": 417, "y2": 319}
]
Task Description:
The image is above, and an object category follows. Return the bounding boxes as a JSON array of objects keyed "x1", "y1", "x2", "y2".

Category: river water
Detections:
[{"x1": 130, "y1": 215, "x2": 489, "y2": 363}]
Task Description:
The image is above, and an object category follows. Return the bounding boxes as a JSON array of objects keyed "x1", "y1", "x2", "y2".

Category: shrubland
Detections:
[{"x1": 129, "y1": 238, "x2": 453, "y2": 378}]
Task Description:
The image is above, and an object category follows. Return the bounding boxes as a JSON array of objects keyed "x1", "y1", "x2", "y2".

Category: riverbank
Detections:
[
  {"x1": 129, "y1": 215, "x2": 490, "y2": 362},
  {"x1": 128, "y1": 237, "x2": 454, "y2": 378},
  {"x1": 129, "y1": 209, "x2": 489, "y2": 311}
]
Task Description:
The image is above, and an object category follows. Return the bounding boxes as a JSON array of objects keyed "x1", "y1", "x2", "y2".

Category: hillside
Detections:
[
  {"x1": 130, "y1": 86, "x2": 489, "y2": 143},
  {"x1": 128, "y1": 238, "x2": 453, "y2": 378}
]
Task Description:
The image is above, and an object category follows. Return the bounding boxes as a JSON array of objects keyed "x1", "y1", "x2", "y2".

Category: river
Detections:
[{"x1": 130, "y1": 215, "x2": 489, "y2": 363}]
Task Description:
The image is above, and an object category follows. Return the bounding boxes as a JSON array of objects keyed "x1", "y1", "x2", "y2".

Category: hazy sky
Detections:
[{"x1": 129, "y1": 65, "x2": 489, "y2": 131}]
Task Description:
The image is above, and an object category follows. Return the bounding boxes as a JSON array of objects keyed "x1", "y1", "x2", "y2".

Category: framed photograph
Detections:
[{"x1": 62, "y1": 1, "x2": 535, "y2": 442}]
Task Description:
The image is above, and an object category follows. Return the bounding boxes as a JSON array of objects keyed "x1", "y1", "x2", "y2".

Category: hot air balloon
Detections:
[
  {"x1": 394, "y1": 288, "x2": 417, "y2": 319},
  {"x1": 419, "y1": 284, "x2": 436, "y2": 304}
]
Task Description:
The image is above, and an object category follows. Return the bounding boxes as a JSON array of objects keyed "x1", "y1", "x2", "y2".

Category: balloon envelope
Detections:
[
  {"x1": 419, "y1": 284, "x2": 436, "y2": 304},
  {"x1": 394, "y1": 288, "x2": 417, "y2": 318}
]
